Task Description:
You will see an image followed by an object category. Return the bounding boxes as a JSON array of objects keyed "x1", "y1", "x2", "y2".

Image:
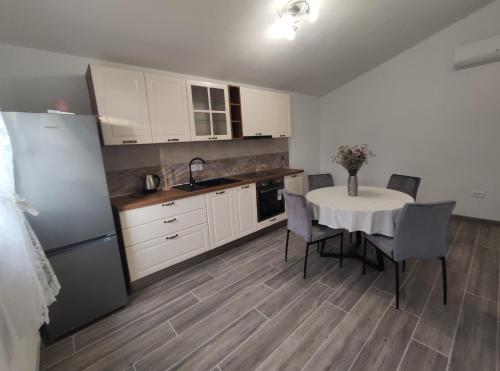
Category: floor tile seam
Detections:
[
  {"x1": 135, "y1": 291, "x2": 273, "y2": 371},
  {"x1": 346, "y1": 301, "x2": 393, "y2": 371},
  {"x1": 444, "y1": 223, "x2": 480, "y2": 371},
  {"x1": 249, "y1": 301, "x2": 343, "y2": 371},
  {"x1": 50, "y1": 292, "x2": 198, "y2": 369},
  {"x1": 170, "y1": 267, "x2": 278, "y2": 334},
  {"x1": 39, "y1": 336, "x2": 77, "y2": 371},
  {"x1": 166, "y1": 308, "x2": 269, "y2": 371},
  {"x1": 411, "y1": 337, "x2": 450, "y2": 359},
  {"x1": 395, "y1": 266, "x2": 443, "y2": 371},
  {"x1": 464, "y1": 291, "x2": 497, "y2": 305}
]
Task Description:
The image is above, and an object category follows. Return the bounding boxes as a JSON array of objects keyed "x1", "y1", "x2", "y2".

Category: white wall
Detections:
[
  {"x1": 0, "y1": 43, "x2": 96, "y2": 114},
  {"x1": 319, "y1": 0, "x2": 500, "y2": 221},
  {"x1": 0, "y1": 42, "x2": 321, "y2": 176},
  {"x1": 289, "y1": 93, "x2": 321, "y2": 183}
]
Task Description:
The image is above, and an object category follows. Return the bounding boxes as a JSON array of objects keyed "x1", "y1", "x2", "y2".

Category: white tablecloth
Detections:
[{"x1": 306, "y1": 186, "x2": 414, "y2": 237}]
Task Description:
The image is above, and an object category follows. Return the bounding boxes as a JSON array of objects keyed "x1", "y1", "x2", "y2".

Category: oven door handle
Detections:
[{"x1": 258, "y1": 187, "x2": 284, "y2": 194}]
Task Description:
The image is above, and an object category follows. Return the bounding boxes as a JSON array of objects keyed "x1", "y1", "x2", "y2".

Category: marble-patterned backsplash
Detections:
[{"x1": 103, "y1": 139, "x2": 289, "y2": 197}]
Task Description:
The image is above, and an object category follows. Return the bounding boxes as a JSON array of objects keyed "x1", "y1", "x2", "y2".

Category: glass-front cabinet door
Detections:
[{"x1": 187, "y1": 81, "x2": 231, "y2": 141}]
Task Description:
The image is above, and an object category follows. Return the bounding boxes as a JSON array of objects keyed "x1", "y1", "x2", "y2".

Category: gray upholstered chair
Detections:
[
  {"x1": 363, "y1": 201, "x2": 456, "y2": 309},
  {"x1": 387, "y1": 174, "x2": 421, "y2": 200},
  {"x1": 308, "y1": 173, "x2": 334, "y2": 191},
  {"x1": 283, "y1": 191, "x2": 344, "y2": 278}
]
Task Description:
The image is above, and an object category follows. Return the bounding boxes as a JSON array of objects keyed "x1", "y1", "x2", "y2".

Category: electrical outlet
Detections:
[
  {"x1": 472, "y1": 191, "x2": 486, "y2": 199},
  {"x1": 190, "y1": 164, "x2": 204, "y2": 171}
]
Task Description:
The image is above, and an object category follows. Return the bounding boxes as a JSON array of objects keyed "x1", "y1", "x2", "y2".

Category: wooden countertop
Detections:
[{"x1": 111, "y1": 168, "x2": 304, "y2": 211}]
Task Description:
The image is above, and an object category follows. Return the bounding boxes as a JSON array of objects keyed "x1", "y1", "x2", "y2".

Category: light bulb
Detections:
[
  {"x1": 268, "y1": 14, "x2": 297, "y2": 40},
  {"x1": 308, "y1": 0, "x2": 319, "y2": 23}
]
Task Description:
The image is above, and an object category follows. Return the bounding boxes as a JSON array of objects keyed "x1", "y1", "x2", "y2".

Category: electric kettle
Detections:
[{"x1": 144, "y1": 174, "x2": 161, "y2": 192}]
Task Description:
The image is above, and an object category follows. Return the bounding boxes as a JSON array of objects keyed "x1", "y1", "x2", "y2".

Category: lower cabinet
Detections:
[
  {"x1": 125, "y1": 223, "x2": 210, "y2": 281},
  {"x1": 284, "y1": 173, "x2": 304, "y2": 195},
  {"x1": 206, "y1": 188, "x2": 237, "y2": 248},
  {"x1": 233, "y1": 183, "x2": 258, "y2": 238},
  {"x1": 206, "y1": 184, "x2": 259, "y2": 248},
  {"x1": 121, "y1": 178, "x2": 295, "y2": 282}
]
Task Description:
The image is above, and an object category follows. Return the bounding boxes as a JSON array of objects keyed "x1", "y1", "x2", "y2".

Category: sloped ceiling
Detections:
[{"x1": 0, "y1": 0, "x2": 492, "y2": 96}]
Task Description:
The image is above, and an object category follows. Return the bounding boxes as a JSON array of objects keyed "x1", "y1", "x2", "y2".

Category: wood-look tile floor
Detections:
[{"x1": 41, "y1": 219, "x2": 499, "y2": 371}]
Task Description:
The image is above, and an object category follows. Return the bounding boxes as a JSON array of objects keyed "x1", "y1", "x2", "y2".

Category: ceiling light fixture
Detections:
[{"x1": 268, "y1": 0, "x2": 319, "y2": 41}]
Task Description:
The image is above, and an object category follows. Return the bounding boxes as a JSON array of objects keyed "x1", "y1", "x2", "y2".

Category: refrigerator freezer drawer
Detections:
[{"x1": 44, "y1": 235, "x2": 127, "y2": 341}]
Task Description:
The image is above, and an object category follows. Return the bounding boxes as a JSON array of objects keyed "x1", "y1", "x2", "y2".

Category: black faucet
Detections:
[{"x1": 189, "y1": 157, "x2": 207, "y2": 186}]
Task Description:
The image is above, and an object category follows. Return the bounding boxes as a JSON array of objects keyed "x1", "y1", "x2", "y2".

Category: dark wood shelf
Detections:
[{"x1": 229, "y1": 85, "x2": 243, "y2": 139}]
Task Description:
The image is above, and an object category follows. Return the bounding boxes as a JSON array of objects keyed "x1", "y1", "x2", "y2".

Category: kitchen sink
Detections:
[{"x1": 173, "y1": 177, "x2": 240, "y2": 192}]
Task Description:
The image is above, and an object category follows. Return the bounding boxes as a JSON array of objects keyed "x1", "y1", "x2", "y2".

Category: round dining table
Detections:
[{"x1": 306, "y1": 186, "x2": 414, "y2": 270}]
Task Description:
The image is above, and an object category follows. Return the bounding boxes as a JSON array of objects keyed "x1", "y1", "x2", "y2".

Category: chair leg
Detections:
[
  {"x1": 320, "y1": 240, "x2": 326, "y2": 255},
  {"x1": 285, "y1": 230, "x2": 290, "y2": 262},
  {"x1": 304, "y1": 243, "x2": 310, "y2": 279},
  {"x1": 339, "y1": 234, "x2": 344, "y2": 268},
  {"x1": 402, "y1": 260, "x2": 406, "y2": 272},
  {"x1": 441, "y1": 257, "x2": 447, "y2": 305},
  {"x1": 362, "y1": 238, "x2": 367, "y2": 275},
  {"x1": 395, "y1": 261, "x2": 400, "y2": 309}
]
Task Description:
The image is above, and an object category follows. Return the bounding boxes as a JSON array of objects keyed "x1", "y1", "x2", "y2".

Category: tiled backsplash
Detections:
[{"x1": 103, "y1": 138, "x2": 289, "y2": 197}]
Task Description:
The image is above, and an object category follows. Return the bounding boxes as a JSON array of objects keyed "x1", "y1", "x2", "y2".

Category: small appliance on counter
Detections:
[{"x1": 144, "y1": 173, "x2": 161, "y2": 192}]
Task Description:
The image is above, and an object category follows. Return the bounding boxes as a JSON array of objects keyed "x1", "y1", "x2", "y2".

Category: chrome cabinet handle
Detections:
[
  {"x1": 164, "y1": 218, "x2": 176, "y2": 223},
  {"x1": 242, "y1": 185, "x2": 250, "y2": 189},
  {"x1": 122, "y1": 140, "x2": 137, "y2": 144},
  {"x1": 167, "y1": 138, "x2": 179, "y2": 142},
  {"x1": 280, "y1": 134, "x2": 286, "y2": 137},
  {"x1": 291, "y1": 174, "x2": 297, "y2": 178},
  {"x1": 270, "y1": 217, "x2": 277, "y2": 222},
  {"x1": 166, "y1": 234, "x2": 179, "y2": 240},
  {"x1": 209, "y1": 136, "x2": 218, "y2": 140},
  {"x1": 162, "y1": 202, "x2": 175, "y2": 206},
  {"x1": 216, "y1": 190, "x2": 225, "y2": 195},
  {"x1": 256, "y1": 132, "x2": 262, "y2": 136}
]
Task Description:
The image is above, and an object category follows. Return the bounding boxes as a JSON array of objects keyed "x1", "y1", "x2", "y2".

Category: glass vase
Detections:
[{"x1": 348, "y1": 174, "x2": 358, "y2": 196}]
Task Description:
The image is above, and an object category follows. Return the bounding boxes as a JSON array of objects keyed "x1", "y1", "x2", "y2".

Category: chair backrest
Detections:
[
  {"x1": 308, "y1": 173, "x2": 334, "y2": 191},
  {"x1": 393, "y1": 201, "x2": 456, "y2": 261},
  {"x1": 282, "y1": 190, "x2": 312, "y2": 243},
  {"x1": 387, "y1": 174, "x2": 421, "y2": 200}
]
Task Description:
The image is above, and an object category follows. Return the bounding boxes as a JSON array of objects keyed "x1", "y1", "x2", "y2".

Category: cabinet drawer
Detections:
[
  {"x1": 257, "y1": 212, "x2": 287, "y2": 231},
  {"x1": 122, "y1": 208, "x2": 207, "y2": 247},
  {"x1": 126, "y1": 223, "x2": 210, "y2": 281},
  {"x1": 119, "y1": 195, "x2": 206, "y2": 228}
]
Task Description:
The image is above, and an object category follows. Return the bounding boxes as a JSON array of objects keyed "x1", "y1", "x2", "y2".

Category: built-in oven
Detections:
[{"x1": 256, "y1": 177, "x2": 285, "y2": 222}]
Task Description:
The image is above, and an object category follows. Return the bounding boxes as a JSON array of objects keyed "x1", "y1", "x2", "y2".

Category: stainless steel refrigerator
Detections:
[{"x1": 3, "y1": 112, "x2": 128, "y2": 341}]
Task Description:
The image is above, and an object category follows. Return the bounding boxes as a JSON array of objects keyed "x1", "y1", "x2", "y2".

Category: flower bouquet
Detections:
[{"x1": 333, "y1": 144, "x2": 375, "y2": 196}]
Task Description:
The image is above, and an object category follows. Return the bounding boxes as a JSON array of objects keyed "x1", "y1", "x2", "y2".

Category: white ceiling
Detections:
[{"x1": 0, "y1": 0, "x2": 492, "y2": 96}]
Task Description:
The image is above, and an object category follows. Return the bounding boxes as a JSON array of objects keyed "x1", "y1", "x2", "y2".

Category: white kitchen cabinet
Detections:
[
  {"x1": 145, "y1": 73, "x2": 191, "y2": 143},
  {"x1": 126, "y1": 224, "x2": 210, "y2": 281},
  {"x1": 206, "y1": 188, "x2": 237, "y2": 247},
  {"x1": 122, "y1": 208, "x2": 207, "y2": 247},
  {"x1": 233, "y1": 183, "x2": 258, "y2": 238},
  {"x1": 187, "y1": 81, "x2": 232, "y2": 141},
  {"x1": 284, "y1": 173, "x2": 304, "y2": 195},
  {"x1": 87, "y1": 65, "x2": 152, "y2": 145},
  {"x1": 240, "y1": 87, "x2": 291, "y2": 138},
  {"x1": 119, "y1": 194, "x2": 206, "y2": 229}
]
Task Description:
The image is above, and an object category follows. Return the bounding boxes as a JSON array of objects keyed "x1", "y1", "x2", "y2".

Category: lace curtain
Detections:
[{"x1": 0, "y1": 113, "x2": 60, "y2": 340}]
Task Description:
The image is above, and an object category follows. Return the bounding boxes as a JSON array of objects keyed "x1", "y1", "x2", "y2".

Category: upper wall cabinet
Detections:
[
  {"x1": 240, "y1": 87, "x2": 291, "y2": 138},
  {"x1": 187, "y1": 81, "x2": 232, "y2": 141},
  {"x1": 87, "y1": 65, "x2": 153, "y2": 145},
  {"x1": 145, "y1": 74, "x2": 191, "y2": 143}
]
